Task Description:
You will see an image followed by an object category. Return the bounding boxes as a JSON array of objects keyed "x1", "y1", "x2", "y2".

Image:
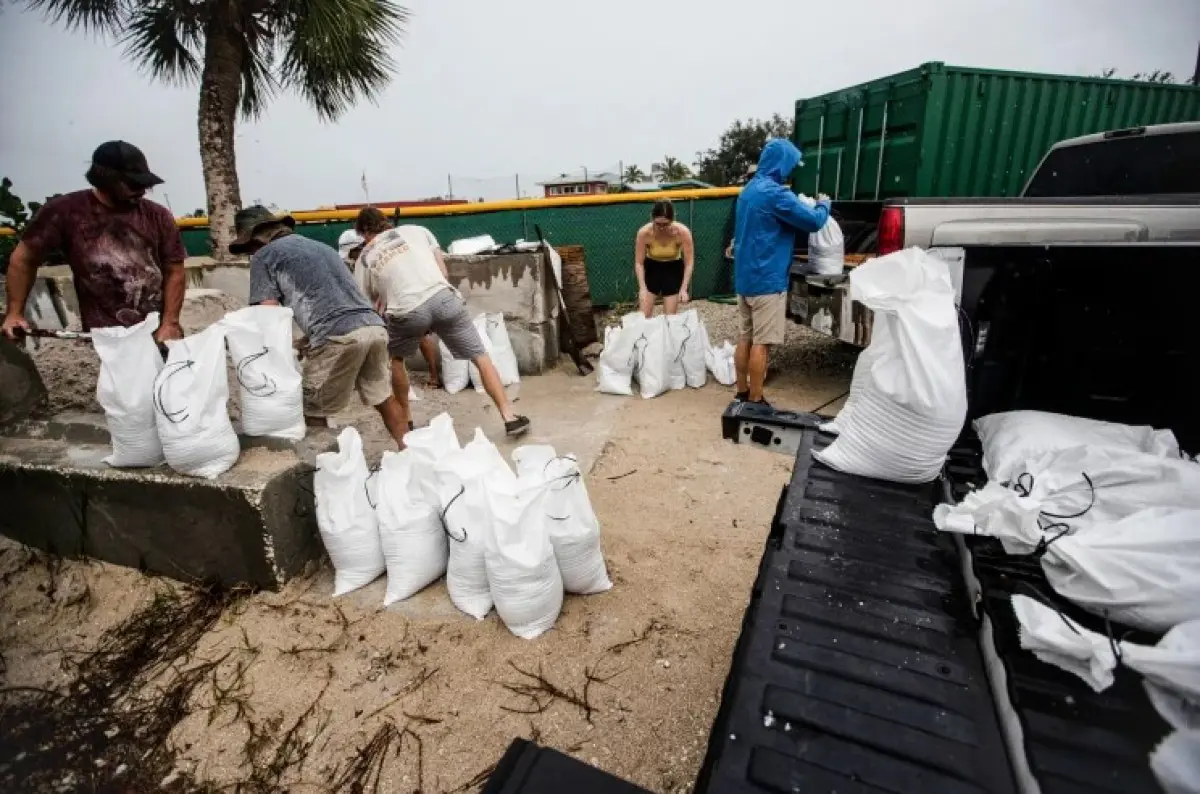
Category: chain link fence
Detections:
[{"x1": 181, "y1": 194, "x2": 738, "y2": 306}]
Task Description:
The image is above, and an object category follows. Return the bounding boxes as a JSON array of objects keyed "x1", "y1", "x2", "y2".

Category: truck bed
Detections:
[{"x1": 698, "y1": 423, "x2": 1174, "y2": 794}]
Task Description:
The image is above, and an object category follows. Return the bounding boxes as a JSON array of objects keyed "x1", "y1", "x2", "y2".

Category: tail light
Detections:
[{"x1": 877, "y1": 206, "x2": 904, "y2": 255}]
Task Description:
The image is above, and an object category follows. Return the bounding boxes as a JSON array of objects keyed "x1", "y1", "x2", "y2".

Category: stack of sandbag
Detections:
[
  {"x1": 815, "y1": 247, "x2": 967, "y2": 483},
  {"x1": 934, "y1": 445, "x2": 1200, "y2": 549},
  {"x1": 469, "y1": 313, "x2": 520, "y2": 390},
  {"x1": 597, "y1": 310, "x2": 713, "y2": 398},
  {"x1": 512, "y1": 446, "x2": 612, "y2": 594},
  {"x1": 376, "y1": 449, "x2": 448, "y2": 606},
  {"x1": 432, "y1": 428, "x2": 514, "y2": 619},
  {"x1": 973, "y1": 410, "x2": 1182, "y2": 483},
  {"x1": 315, "y1": 427, "x2": 385, "y2": 596},
  {"x1": 91, "y1": 312, "x2": 166, "y2": 467},
  {"x1": 221, "y1": 305, "x2": 305, "y2": 441},
  {"x1": 154, "y1": 323, "x2": 241, "y2": 479},
  {"x1": 405, "y1": 412, "x2": 461, "y2": 503}
]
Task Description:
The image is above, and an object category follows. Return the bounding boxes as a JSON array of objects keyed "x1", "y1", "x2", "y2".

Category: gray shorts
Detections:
[{"x1": 386, "y1": 288, "x2": 488, "y2": 360}]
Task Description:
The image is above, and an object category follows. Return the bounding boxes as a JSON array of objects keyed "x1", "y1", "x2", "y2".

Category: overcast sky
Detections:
[{"x1": 1, "y1": 0, "x2": 1197, "y2": 212}]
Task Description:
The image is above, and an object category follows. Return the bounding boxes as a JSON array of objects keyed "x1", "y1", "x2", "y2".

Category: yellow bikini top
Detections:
[{"x1": 645, "y1": 228, "x2": 683, "y2": 261}]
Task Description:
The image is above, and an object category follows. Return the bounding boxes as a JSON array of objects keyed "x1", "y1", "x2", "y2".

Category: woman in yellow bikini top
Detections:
[{"x1": 634, "y1": 199, "x2": 694, "y2": 317}]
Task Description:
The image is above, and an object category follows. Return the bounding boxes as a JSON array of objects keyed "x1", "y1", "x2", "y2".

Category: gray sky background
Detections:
[{"x1": 1, "y1": 0, "x2": 1197, "y2": 212}]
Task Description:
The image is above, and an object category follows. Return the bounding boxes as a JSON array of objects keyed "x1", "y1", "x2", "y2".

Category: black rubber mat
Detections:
[
  {"x1": 696, "y1": 429, "x2": 1016, "y2": 794},
  {"x1": 483, "y1": 738, "x2": 650, "y2": 794},
  {"x1": 949, "y1": 437, "x2": 1170, "y2": 794}
]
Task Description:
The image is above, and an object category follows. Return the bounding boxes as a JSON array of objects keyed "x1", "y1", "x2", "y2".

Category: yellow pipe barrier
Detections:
[
  {"x1": 175, "y1": 186, "x2": 742, "y2": 228},
  {"x1": 0, "y1": 187, "x2": 743, "y2": 236}
]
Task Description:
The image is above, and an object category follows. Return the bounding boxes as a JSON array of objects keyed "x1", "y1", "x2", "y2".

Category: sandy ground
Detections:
[{"x1": 0, "y1": 300, "x2": 855, "y2": 793}]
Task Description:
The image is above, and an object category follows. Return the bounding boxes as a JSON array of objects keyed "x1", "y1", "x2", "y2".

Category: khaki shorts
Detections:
[
  {"x1": 302, "y1": 325, "x2": 392, "y2": 416},
  {"x1": 738, "y1": 293, "x2": 787, "y2": 346}
]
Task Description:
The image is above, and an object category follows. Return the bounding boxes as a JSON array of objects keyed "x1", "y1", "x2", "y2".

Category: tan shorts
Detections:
[
  {"x1": 738, "y1": 293, "x2": 787, "y2": 346},
  {"x1": 302, "y1": 325, "x2": 392, "y2": 416}
]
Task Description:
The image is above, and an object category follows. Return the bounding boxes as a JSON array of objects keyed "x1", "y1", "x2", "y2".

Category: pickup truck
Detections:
[
  {"x1": 701, "y1": 124, "x2": 1199, "y2": 792},
  {"x1": 789, "y1": 121, "x2": 1200, "y2": 345}
]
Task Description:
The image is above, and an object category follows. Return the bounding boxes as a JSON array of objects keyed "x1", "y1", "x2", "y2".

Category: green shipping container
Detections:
[{"x1": 793, "y1": 62, "x2": 1200, "y2": 200}]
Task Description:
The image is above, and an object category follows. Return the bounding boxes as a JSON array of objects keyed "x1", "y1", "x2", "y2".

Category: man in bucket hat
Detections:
[
  {"x1": 3, "y1": 141, "x2": 187, "y2": 344},
  {"x1": 231, "y1": 205, "x2": 410, "y2": 446}
]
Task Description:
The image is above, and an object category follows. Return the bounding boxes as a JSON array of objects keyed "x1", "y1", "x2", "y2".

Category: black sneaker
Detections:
[
  {"x1": 505, "y1": 416, "x2": 531, "y2": 437},
  {"x1": 735, "y1": 391, "x2": 749, "y2": 402},
  {"x1": 753, "y1": 398, "x2": 773, "y2": 410},
  {"x1": 408, "y1": 421, "x2": 415, "y2": 431}
]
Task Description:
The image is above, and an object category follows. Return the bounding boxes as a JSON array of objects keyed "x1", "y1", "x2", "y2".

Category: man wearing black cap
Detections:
[{"x1": 2, "y1": 141, "x2": 187, "y2": 343}]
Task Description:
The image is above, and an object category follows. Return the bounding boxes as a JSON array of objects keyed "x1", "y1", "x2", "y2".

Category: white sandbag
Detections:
[
  {"x1": 631, "y1": 315, "x2": 670, "y2": 400},
  {"x1": 596, "y1": 324, "x2": 637, "y2": 396},
  {"x1": 376, "y1": 450, "x2": 448, "y2": 605},
  {"x1": 981, "y1": 508, "x2": 1200, "y2": 630},
  {"x1": 221, "y1": 305, "x2": 305, "y2": 441},
  {"x1": 814, "y1": 248, "x2": 967, "y2": 484},
  {"x1": 665, "y1": 315, "x2": 688, "y2": 391},
  {"x1": 807, "y1": 217, "x2": 845, "y2": 275},
  {"x1": 819, "y1": 323, "x2": 886, "y2": 436},
  {"x1": 679, "y1": 309, "x2": 709, "y2": 388},
  {"x1": 974, "y1": 410, "x2": 1181, "y2": 483},
  {"x1": 315, "y1": 427, "x2": 385, "y2": 596},
  {"x1": 481, "y1": 313, "x2": 520, "y2": 386},
  {"x1": 484, "y1": 470, "x2": 564, "y2": 639},
  {"x1": 1013, "y1": 596, "x2": 1200, "y2": 729},
  {"x1": 404, "y1": 412, "x2": 461, "y2": 505},
  {"x1": 439, "y1": 339, "x2": 470, "y2": 394},
  {"x1": 467, "y1": 314, "x2": 497, "y2": 393},
  {"x1": 154, "y1": 324, "x2": 240, "y2": 479},
  {"x1": 447, "y1": 235, "x2": 497, "y2": 256},
  {"x1": 934, "y1": 446, "x2": 1200, "y2": 551},
  {"x1": 512, "y1": 445, "x2": 612, "y2": 595},
  {"x1": 1151, "y1": 730, "x2": 1200, "y2": 794},
  {"x1": 432, "y1": 428, "x2": 513, "y2": 619},
  {"x1": 705, "y1": 340, "x2": 737, "y2": 386},
  {"x1": 92, "y1": 312, "x2": 165, "y2": 467}
]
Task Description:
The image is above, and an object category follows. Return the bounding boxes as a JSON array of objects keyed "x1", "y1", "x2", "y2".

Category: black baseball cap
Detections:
[{"x1": 91, "y1": 141, "x2": 164, "y2": 188}]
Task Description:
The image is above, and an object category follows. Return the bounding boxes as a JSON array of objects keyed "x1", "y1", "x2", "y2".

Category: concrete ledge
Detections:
[{"x1": 0, "y1": 415, "x2": 336, "y2": 590}]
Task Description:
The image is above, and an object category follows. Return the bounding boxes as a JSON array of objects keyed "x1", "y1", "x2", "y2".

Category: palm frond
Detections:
[
  {"x1": 121, "y1": 1, "x2": 203, "y2": 84},
  {"x1": 238, "y1": 13, "x2": 279, "y2": 118},
  {"x1": 25, "y1": 0, "x2": 128, "y2": 33},
  {"x1": 273, "y1": 0, "x2": 408, "y2": 121}
]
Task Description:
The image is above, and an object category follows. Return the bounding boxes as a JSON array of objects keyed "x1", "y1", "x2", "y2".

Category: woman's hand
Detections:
[
  {"x1": 679, "y1": 288, "x2": 690, "y2": 304},
  {"x1": 638, "y1": 286, "x2": 653, "y2": 307}
]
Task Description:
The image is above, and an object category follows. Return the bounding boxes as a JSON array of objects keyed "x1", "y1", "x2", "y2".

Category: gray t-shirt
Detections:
[{"x1": 248, "y1": 233, "x2": 382, "y2": 348}]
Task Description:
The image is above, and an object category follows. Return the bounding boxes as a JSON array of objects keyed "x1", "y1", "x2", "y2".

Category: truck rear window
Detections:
[{"x1": 1023, "y1": 130, "x2": 1200, "y2": 197}]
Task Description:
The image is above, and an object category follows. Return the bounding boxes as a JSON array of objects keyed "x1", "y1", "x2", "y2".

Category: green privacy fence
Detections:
[{"x1": 181, "y1": 195, "x2": 738, "y2": 306}]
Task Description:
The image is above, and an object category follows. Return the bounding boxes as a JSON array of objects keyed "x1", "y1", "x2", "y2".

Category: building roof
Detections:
[
  {"x1": 618, "y1": 179, "x2": 714, "y2": 193},
  {"x1": 537, "y1": 171, "x2": 621, "y2": 187}
]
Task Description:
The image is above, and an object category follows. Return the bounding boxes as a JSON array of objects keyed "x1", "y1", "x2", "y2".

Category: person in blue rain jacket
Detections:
[{"x1": 733, "y1": 138, "x2": 831, "y2": 406}]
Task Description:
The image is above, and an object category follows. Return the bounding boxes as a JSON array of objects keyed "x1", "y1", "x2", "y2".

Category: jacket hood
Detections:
[{"x1": 757, "y1": 138, "x2": 803, "y2": 183}]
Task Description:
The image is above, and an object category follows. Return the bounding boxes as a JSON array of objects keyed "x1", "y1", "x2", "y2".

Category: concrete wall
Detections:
[{"x1": 8, "y1": 251, "x2": 561, "y2": 375}]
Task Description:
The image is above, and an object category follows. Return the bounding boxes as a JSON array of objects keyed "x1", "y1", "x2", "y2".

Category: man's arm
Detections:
[
  {"x1": 433, "y1": 247, "x2": 449, "y2": 280},
  {"x1": 771, "y1": 190, "x2": 831, "y2": 234},
  {"x1": 156, "y1": 261, "x2": 186, "y2": 342},
  {"x1": 1, "y1": 241, "x2": 39, "y2": 339}
]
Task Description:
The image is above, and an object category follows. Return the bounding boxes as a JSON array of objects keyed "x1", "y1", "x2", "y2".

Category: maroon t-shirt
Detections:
[{"x1": 21, "y1": 190, "x2": 187, "y2": 330}]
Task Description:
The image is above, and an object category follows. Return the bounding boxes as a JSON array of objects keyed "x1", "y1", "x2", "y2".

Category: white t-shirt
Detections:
[{"x1": 358, "y1": 225, "x2": 449, "y2": 315}]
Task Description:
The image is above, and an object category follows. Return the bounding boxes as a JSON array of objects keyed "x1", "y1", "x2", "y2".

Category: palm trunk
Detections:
[{"x1": 198, "y1": 7, "x2": 244, "y2": 261}]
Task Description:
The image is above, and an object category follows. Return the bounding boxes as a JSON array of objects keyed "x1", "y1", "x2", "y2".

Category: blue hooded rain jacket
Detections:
[{"x1": 734, "y1": 139, "x2": 831, "y2": 297}]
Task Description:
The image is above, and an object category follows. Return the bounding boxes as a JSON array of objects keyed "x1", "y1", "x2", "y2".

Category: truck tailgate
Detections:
[{"x1": 695, "y1": 425, "x2": 1015, "y2": 794}]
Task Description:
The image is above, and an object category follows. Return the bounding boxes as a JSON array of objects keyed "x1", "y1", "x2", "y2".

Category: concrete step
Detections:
[{"x1": 0, "y1": 413, "x2": 336, "y2": 590}]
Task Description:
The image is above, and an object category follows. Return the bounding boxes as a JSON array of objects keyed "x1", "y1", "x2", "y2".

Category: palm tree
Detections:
[
  {"x1": 651, "y1": 156, "x2": 692, "y2": 183},
  {"x1": 28, "y1": 0, "x2": 408, "y2": 259},
  {"x1": 622, "y1": 164, "x2": 647, "y2": 184}
]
